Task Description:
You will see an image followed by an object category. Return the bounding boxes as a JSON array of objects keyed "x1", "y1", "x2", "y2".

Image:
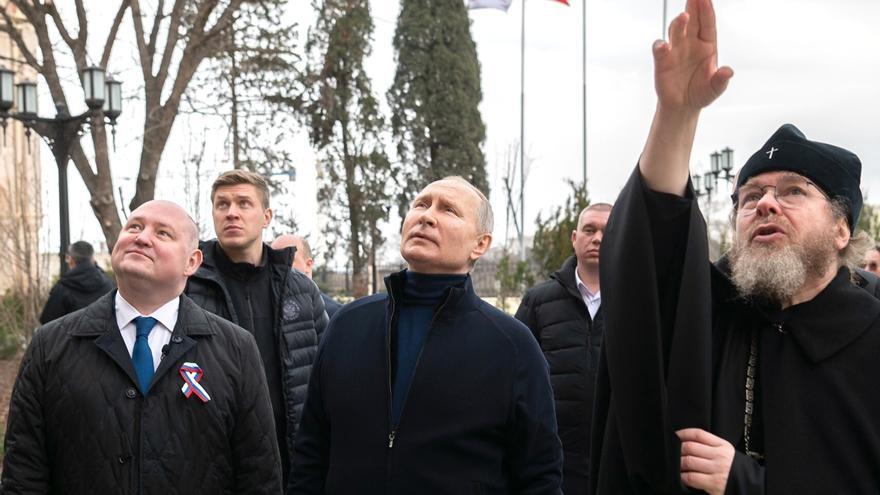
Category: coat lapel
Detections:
[
  {"x1": 72, "y1": 292, "x2": 142, "y2": 390},
  {"x1": 75, "y1": 293, "x2": 217, "y2": 393},
  {"x1": 151, "y1": 295, "x2": 215, "y2": 388}
]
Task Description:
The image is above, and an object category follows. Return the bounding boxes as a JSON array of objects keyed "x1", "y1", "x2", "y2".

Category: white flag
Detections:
[{"x1": 467, "y1": 0, "x2": 513, "y2": 12}]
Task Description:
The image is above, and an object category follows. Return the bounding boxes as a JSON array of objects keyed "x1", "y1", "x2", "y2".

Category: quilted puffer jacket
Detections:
[
  {"x1": 185, "y1": 240, "x2": 327, "y2": 487},
  {"x1": 1, "y1": 292, "x2": 282, "y2": 494},
  {"x1": 515, "y1": 255, "x2": 605, "y2": 495}
]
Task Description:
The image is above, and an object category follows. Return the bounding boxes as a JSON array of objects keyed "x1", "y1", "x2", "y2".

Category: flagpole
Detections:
[
  {"x1": 662, "y1": 0, "x2": 668, "y2": 39},
  {"x1": 582, "y1": 0, "x2": 587, "y2": 191},
  {"x1": 519, "y1": 0, "x2": 526, "y2": 262}
]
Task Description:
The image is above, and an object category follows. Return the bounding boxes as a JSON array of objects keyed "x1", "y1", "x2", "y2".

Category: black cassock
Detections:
[{"x1": 591, "y1": 167, "x2": 880, "y2": 494}]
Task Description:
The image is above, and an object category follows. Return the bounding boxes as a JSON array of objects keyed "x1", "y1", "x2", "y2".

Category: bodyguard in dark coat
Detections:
[
  {"x1": 515, "y1": 203, "x2": 610, "y2": 495},
  {"x1": 291, "y1": 177, "x2": 562, "y2": 494},
  {"x1": 2, "y1": 200, "x2": 281, "y2": 494},
  {"x1": 185, "y1": 170, "x2": 327, "y2": 492},
  {"x1": 591, "y1": 2, "x2": 880, "y2": 494},
  {"x1": 39, "y1": 240, "x2": 115, "y2": 324}
]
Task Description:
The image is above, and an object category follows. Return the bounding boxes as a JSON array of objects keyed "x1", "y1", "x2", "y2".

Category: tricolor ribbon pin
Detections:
[{"x1": 179, "y1": 362, "x2": 211, "y2": 402}]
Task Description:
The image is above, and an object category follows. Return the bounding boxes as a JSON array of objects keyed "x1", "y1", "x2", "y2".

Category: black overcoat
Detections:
[
  {"x1": 591, "y1": 167, "x2": 880, "y2": 494},
  {"x1": 2, "y1": 292, "x2": 282, "y2": 494}
]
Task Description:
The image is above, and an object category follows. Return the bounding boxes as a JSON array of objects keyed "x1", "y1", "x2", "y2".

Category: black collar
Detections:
[
  {"x1": 714, "y1": 265, "x2": 880, "y2": 363},
  {"x1": 769, "y1": 268, "x2": 880, "y2": 362},
  {"x1": 385, "y1": 269, "x2": 480, "y2": 319},
  {"x1": 68, "y1": 291, "x2": 216, "y2": 338},
  {"x1": 551, "y1": 255, "x2": 586, "y2": 301}
]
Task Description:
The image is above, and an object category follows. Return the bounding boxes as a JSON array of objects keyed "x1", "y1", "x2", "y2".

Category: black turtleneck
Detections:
[
  {"x1": 391, "y1": 270, "x2": 467, "y2": 425},
  {"x1": 213, "y1": 243, "x2": 285, "y2": 464}
]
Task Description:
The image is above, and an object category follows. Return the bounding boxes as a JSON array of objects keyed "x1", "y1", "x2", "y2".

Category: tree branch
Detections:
[
  {"x1": 154, "y1": 0, "x2": 184, "y2": 86},
  {"x1": 146, "y1": 0, "x2": 164, "y2": 57},
  {"x1": 203, "y1": 0, "x2": 244, "y2": 42},
  {"x1": 44, "y1": 4, "x2": 77, "y2": 51},
  {"x1": 74, "y1": 0, "x2": 88, "y2": 51},
  {"x1": 189, "y1": 0, "x2": 219, "y2": 36},
  {"x1": 100, "y1": 1, "x2": 130, "y2": 68},
  {"x1": 128, "y1": 0, "x2": 154, "y2": 84}
]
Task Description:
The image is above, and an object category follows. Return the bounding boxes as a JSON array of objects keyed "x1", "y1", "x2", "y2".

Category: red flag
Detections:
[{"x1": 550, "y1": 0, "x2": 569, "y2": 5}]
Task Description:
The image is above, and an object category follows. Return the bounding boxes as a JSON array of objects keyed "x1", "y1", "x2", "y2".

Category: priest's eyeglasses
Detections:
[{"x1": 734, "y1": 175, "x2": 829, "y2": 215}]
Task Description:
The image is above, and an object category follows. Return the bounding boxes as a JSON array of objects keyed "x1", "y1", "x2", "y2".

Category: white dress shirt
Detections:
[
  {"x1": 115, "y1": 292, "x2": 178, "y2": 371},
  {"x1": 574, "y1": 269, "x2": 601, "y2": 320}
]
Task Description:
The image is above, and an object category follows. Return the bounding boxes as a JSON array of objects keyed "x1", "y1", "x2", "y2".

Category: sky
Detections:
[{"x1": 37, "y1": 0, "x2": 880, "y2": 266}]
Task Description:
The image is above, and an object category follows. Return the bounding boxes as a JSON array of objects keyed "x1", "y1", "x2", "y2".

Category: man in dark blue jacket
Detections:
[{"x1": 291, "y1": 176, "x2": 563, "y2": 494}]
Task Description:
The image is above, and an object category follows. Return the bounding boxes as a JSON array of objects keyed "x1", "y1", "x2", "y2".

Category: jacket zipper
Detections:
[
  {"x1": 387, "y1": 290, "x2": 455, "y2": 449},
  {"x1": 271, "y1": 267, "x2": 294, "y2": 466},
  {"x1": 385, "y1": 292, "x2": 397, "y2": 489}
]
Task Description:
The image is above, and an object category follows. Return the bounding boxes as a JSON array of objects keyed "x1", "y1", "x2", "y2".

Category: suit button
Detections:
[
  {"x1": 171, "y1": 336, "x2": 183, "y2": 344},
  {"x1": 125, "y1": 388, "x2": 137, "y2": 399},
  {"x1": 118, "y1": 455, "x2": 131, "y2": 464}
]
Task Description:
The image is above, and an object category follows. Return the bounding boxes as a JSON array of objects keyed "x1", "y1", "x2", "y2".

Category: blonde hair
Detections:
[{"x1": 211, "y1": 170, "x2": 271, "y2": 209}]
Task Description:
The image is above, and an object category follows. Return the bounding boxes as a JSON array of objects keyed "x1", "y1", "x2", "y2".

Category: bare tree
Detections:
[
  {"x1": 0, "y1": 137, "x2": 49, "y2": 352},
  {"x1": 0, "y1": 0, "x2": 250, "y2": 249}
]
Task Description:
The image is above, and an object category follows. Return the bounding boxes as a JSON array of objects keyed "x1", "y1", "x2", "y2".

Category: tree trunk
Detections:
[
  {"x1": 129, "y1": 102, "x2": 175, "y2": 212},
  {"x1": 339, "y1": 77, "x2": 368, "y2": 297},
  {"x1": 229, "y1": 27, "x2": 242, "y2": 169}
]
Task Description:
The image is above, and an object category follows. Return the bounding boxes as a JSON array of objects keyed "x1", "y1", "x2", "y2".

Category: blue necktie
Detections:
[{"x1": 132, "y1": 316, "x2": 157, "y2": 393}]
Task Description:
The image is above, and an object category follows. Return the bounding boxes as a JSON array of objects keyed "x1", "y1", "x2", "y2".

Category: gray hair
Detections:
[
  {"x1": 441, "y1": 176, "x2": 494, "y2": 235},
  {"x1": 830, "y1": 197, "x2": 873, "y2": 273}
]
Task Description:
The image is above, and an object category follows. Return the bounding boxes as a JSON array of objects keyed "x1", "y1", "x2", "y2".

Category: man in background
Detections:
[
  {"x1": 516, "y1": 202, "x2": 611, "y2": 495},
  {"x1": 272, "y1": 233, "x2": 342, "y2": 318},
  {"x1": 40, "y1": 240, "x2": 115, "y2": 324},
  {"x1": 186, "y1": 169, "x2": 327, "y2": 491},
  {"x1": 862, "y1": 245, "x2": 880, "y2": 276}
]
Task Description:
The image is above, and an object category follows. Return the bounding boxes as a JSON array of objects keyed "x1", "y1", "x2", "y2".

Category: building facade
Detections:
[{"x1": 0, "y1": 0, "x2": 44, "y2": 296}]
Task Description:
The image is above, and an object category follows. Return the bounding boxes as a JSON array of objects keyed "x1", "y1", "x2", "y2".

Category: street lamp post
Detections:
[
  {"x1": 0, "y1": 65, "x2": 122, "y2": 276},
  {"x1": 694, "y1": 147, "x2": 735, "y2": 199}
]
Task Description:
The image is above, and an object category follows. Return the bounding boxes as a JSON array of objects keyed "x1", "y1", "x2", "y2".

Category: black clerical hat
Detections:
[{"x1": 732, "y1": 124, "x2": 862, "y2": 231}]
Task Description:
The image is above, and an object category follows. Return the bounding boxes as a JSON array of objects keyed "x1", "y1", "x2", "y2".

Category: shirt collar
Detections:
[
  {"x1": 575, "y1": 269, "x2": 600, "y2": 300},
  {"x1": 115, "y1": 291, "x2": 180, "y2": 332}
]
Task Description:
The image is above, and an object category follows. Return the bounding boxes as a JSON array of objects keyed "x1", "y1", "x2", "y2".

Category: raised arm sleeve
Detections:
[{"x1": 592, "y1": 165, "x2": 714, "y2": 494}]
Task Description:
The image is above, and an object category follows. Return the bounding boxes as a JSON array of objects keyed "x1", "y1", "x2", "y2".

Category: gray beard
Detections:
[{"x1": 730, "y1": 230, "x2": 835, "y2": 306}]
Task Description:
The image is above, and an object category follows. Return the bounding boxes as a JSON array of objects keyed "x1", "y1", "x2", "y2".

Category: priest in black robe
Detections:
[{"x1": 590, "y1": 1, "x2": 880, "y2": 493}]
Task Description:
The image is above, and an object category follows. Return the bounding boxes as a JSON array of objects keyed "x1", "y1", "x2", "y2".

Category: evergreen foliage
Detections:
[
  {"x1": 531, "y1": 180, "x2": 590, "y2": 279},
  {"x1": 857, "y1": 201, "x2": 880, "y2": 244},
  {"x1": 495, "y1": 249, "x2": 535, "y2": 313},
  {"x1": 388, "y1": 0, "x2": 489, "y2": 214},
  {"x1": 299, "y1": 0, "x2": 395, "y2": 296}
]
